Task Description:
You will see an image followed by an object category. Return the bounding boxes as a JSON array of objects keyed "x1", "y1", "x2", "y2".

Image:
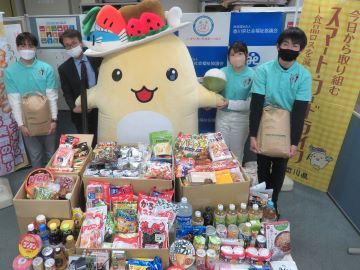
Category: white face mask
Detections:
[
  {"x1": 230, "y1": 54, "x2": 246, "y2": 69},
  {"x1": 19, "y1": 49, "x2": 36, "y2": 60},
  {"x1": 66, "y1": 45, "x2": 83, "y2": 58}
]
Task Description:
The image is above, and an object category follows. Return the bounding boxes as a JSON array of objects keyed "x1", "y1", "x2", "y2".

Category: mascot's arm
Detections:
[
  {"x1": 75, "y1": 87, "x2": 98, "y2": 109},
  {"x1": 197, "y1": 84, "x2": 225, "y2": 108}
]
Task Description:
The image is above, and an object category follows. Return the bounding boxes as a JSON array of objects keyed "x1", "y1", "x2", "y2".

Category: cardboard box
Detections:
[
  {"x1": 83, "y1": 176, "x2": 173, "y2": 197},
  {"x1": 75, "y1": 237, "x2": 170, "y2": 267},
  {"x1": 46, "y1": 134, "x2": 94, "y2": 176},
  {"x1": 13, "y1": 174, "x2": 81, "y2": 234},
  {"x1": 176, "y1": 167, "x2": 251, "y2": 211}
]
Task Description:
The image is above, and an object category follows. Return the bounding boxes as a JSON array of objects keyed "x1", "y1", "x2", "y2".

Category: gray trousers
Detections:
[{"x1": 23, "y1": 134, "x2": 56, "y2": 169}]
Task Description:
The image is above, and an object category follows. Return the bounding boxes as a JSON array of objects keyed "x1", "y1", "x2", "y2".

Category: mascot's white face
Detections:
[{"x1": 93, "y1": 34, "x2": 200, "y2": 143}]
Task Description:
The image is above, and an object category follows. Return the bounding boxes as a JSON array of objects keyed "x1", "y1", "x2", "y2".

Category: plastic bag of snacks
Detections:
[
  {"x1": 144, "y1": 161, "x2": 172, "y2": 180},
  {"x1": 207, "y1": 132, "x2": 232, "y2": 162},
  {"x1": 175, "y1": 158, "x2": 196, "y2": 178},
  {"x1": 150, "y1": 130, "x2": 173, "y2": 156},
  {"x1": 112, "y1": 233, "x2": 139, "y2": 249},
  {"x1": 151, "y1": 187, "x2": 174, "y2": 202},
  {"x1": 128, "y1": 257, "x2": 162, "y2": 270},
  {"x1": 116, "y1": 202, "x2": 138, "y2": 233},
  {"x1": 154, "y1": 198, "x2": 179, "y2": 228},
  {"x1": 137, "y1": 193, "x2": 158, "y2": 216},
  {"x1": 80, "y1": 206, "x2": 107, "y2": 248},
  {"x1": 139, "y1": 215, "x2": 168, "y2": 249},
  {"x1": 52, "y1": 146, "x2": 75, "y2": 169},
  {"x1": 54, "y1": 176, "x2": 75, "y2": 198},
  {"x1": 174, "y1": 133, "x2": 208, "y2": 160}
]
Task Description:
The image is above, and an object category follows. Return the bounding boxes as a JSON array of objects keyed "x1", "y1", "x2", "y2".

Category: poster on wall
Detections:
[
  {"x1": 287, "y1": 0, "x2": 360, "y2": 192},
  {"x1": 35, "y1": 17, "x2": 77, "y2": 48},
  {"x1": 4, "y1": 24, "x2": 22, "y2": 64},
  {"x1": 0, "y1": 13, "x2": 29, "y2": 176}
]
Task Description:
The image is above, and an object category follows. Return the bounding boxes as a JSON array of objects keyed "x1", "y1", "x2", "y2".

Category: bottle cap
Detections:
[
  {"x1": 241, "y1": 203, "x2": 247, "y2": 209},
  {"x1": 253, "y1": 204, "x2": 259, "y2": 211},
  {"x1": 39, "y1": 224, "x2": 46, "y2": 232},
  {"x1": 195, "y1": 211, "x2": 202, "y2": 218},
  {"x1": 55, "y1": 247, "x2": 61, "y2": 253},
  {"x1": 218, "y1": 204, "x2": 223, "y2": 211},
  {"x1": 268, "y1": 200, "x2": 274, "y2": 208},
  {"x1": 229, "y1": 204, "x2": 235, "y2": 211},
  {"x1": 36, "y1": 214, "x2": 46, "y2": 223},
  {"x1": 181, "y1": 197, "x2": 188, "y2": 203},
  {"x1": 61, "y1": 223, "x2": 70, "y2": 231},
  {"x1": 66, "y1": 235, "x2": 74, "y2": 242},
  {"x1": 49, "y1": 223, "x2": 57, "y2": 231},
  {"x1": 245, "y1": 222, "x2": 251, "y2": 227},
  {"x1": 27, "y1": 223, "x2": 35, "y2": 232}
]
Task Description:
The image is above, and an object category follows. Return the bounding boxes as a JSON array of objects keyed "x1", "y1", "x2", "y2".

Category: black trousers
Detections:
[
  {"x1": 71, "y1": 109, "x2": 98, "y2": 147},
  {"x1": 257, "y1": 154, "x2": 289, "y2": 209}
]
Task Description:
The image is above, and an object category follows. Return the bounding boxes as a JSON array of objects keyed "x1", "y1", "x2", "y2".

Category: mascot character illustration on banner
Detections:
[{"x1": 76, "y1": 0, "x2": 226, "y2": 143}]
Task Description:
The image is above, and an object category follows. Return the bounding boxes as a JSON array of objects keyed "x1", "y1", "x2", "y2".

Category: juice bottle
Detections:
[
  {"x1": 237, "y1": 203, "x2": 248, "y2": 225},
  {"x1": 38, "y1": 223, "x2": 50, "y2": 247},
  {"x1": 214, "y1": 204, "x2": 226, "y2": 226},
  {"x1": 225, "y1": 204, "x2": 237, "y2": 226},
  {"x1": 60, "y1": 223, "x2": 72, "y2": 244},
  {"x1": 49, "y1": 223, "x2": 62, "y2": 247},
  {"x1": 193, "y1": 211, "x2": 204, "y2": 226},
  {"x1": 262, "y1": 200, "x2": 277, "y2": 222},
  {"x1": 27, "y1": 223, "x2": 36, "y2": 234},
  {"x1": 203, "y1": 207, "x2": 213, "y2": 226},
  {"x1": 176, "y1": 197, "x2": 193, "y2": 228},
  {"x1": 64, "y1": 235, "x2": 76, "y2": 256},
  {"x1": 248, "y1": 204, "x2": 262, "y2": 221},
  {"x1": 240, "y1": 222, "x2": 252, "y2": 248}
]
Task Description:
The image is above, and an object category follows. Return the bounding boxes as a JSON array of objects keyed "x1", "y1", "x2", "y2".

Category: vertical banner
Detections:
[
  {"x1": 287, "y1": 0, "x2": 360, "y2": 191},
  {"x1": 0, "y1": 13, "x2": 29, "y2": 176}
]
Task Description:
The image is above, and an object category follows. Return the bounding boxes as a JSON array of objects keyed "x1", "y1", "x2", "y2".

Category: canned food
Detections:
[
  {"x1": 220, "y1": 246, "x2": 233, "y2": 262},
  {"x1": 193, "y1": 235, "x2": 206, "y2": 250},
  {"x1": 41, "y1": 247, "x2": 54, "y2": 260},
  {"x1": 227, "y1": 224, "x2": 239, "y2": 239},
  {"x1": 245, "y1": 247, "x2": 258, "y2": 264},
  {"x1": 206, "y1": 249, "x2": 217, "y2": 270},
  {"x1": 233, "y1": 246, "x2": 245, "y2": 263},
  {"x1": 32, "y1": 257, "x2": 44, "y2": 270},
  {"x1": 258, "y1": 248, "x2": 272, "y2": 263},
  {"x1": 216, "y1": 224, "x2": 227, "y2": 238},
  {"x1": 44, "y1": 258, "x2": 55, "y2": 270},
  {"x1": 196, "y1": 249, "x2": 206, "y2": 269},
  {"x1": 256, "y1": 234, "x2": 266, "y2": 248}
]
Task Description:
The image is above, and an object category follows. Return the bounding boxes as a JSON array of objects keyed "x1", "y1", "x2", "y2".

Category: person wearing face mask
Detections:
[
  {"x1": 58, "y1": 29, "x2": 102, "y2": 145},
  {"x1": 249, "y1": 27, "x2": 312, "y2": 218},
  {"x1": 215, "y1": 41, "x2": 255, "y2": 163},
  {"x1": 4, "y1": 32, "x2": 58, "y2": 169}
]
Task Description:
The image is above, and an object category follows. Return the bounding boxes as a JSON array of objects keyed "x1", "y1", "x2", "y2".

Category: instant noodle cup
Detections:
[{"x1": 169, "y1": 239, "x2": 195, "y2": 268}]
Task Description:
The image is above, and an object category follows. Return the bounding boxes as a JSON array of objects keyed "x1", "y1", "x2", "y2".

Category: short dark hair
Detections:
[
  {"x1": 228, "y1": 41, "x2": 248, "y2": 59},
  {"x1": 277, "y1": 27, "x2": 307, "y2": 50},
  {"x1": 16, "y1": 32, "x2": 38, "y2": 47},
  {"x1": 59, "y1": 29, "x2": 82, "y2": 46}
]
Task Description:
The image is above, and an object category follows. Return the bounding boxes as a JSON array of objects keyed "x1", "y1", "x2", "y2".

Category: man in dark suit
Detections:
[{"x1": 58, "y1": 29, "x2": 102, "y2": 144}]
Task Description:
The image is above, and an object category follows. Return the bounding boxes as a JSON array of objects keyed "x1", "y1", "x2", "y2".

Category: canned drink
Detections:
[
  {"x1": 44, "y1": 258, "x2": 56, "y2": 270},
  {"x1": 220, "y1": 246, "x2": 233, "y2": 262},
  {"x1": 256, "y1": 234, "x2": 267, "y2": 248},
  {"x1": 32, "y1": 257, "x2": 44, "y2": 270},
  {"x1": 206, "y1": 249, "x2": 217, "y2": 270},
  {"x1": 216, "y1": 224, "x2": 227, "y2": 238},
  {"x1": 41, "y1": 247, "x2": 54, "y2": 260},
  {"x1": 206, "y1": 225, "x2": 216, "y2": 237},
  {"x1": 233, "y1": 246, "x2": 245, "y2": 263},
  {"x1": 196, "y1": 249, "x2": 206, "y2": 269},
  {"x1": 245, "y1": 247, "x2": 258, "y2": 264},
  {"x1": 227, "y1": 224, "x2": 239, "y2": 239}
]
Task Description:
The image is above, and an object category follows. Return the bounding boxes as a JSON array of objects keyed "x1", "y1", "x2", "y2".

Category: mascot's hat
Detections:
[{"x1": 82, "y1": 0, "x2": 189, "y2": 57}]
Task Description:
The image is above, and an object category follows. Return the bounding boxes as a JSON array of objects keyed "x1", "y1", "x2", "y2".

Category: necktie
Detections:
[{"x1": 80, "y1": 60, "x2": 89, "y2": 89}]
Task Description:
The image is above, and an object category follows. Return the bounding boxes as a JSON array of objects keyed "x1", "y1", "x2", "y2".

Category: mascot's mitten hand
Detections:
[{"x1": 203, "y1": 68, "x2": 227, "y2": 93}]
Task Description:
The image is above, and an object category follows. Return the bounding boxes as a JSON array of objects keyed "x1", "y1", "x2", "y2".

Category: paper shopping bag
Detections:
[{"x1": 257, "y1": 106, "x2": 290, "y2": 158}]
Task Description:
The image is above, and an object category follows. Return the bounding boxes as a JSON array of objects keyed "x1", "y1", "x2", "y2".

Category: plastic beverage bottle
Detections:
[
  {"x1": 64, "y1": 235, "x2": 76, "y2": 256},
  {"x1": 176, "y1": 197, "x2": 193, "y2": 228},
  {"x1": 203, "y1": 207, "x2": 213, "y2": 226},
  {"x1": 27, "y1": 223, "x2": 36, "y2": 234},
  {"x1": 241, "y1": 222, "x2": 252, "y2": 248},
  {"x1": 54, "y1": 247, "x2": 67, "y2": 270},
  {"x1": 193, "y1": 211, "x2": 204, "y2": 226},
  {"x1": 248, "y1": 204, "x2": 262, "y2": 221},
  {"x1": 38, "y1": 223, "x2": 50, "y2": 247},
  {"x1": 61, "y1": 223, "x2": 72, "y2": 244},
  {"x1": 225, "y1": 204, "x2": 237, "y2": 226},
  {"x1": 262, "y1": 200, "x2": 277, "y2": 222},
  {"x1": 49, "y1": 223, "x2": 62, "y2": 246},
  {"x1": 214, "y1": 204, "x2": 226, "y2": 226},
  {"x1": 237, "y1": 203, "x2": 248, "y2": 225}
]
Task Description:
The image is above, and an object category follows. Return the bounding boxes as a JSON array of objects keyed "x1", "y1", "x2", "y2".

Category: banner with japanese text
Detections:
[
  {"x1": 0, "y1": 13, "x2": 29, "y2": 176},
  {"x1": 287, "y1": 0, "x2": 360, "y2": 191}
]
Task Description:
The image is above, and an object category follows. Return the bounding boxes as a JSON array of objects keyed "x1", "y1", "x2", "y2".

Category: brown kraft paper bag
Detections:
[
  {"x1": 21, "y1": 92, "x2": 51, "y2": 136},
  {"x1": 257, "y1": 106, "x2": 291, "y2": 158}
]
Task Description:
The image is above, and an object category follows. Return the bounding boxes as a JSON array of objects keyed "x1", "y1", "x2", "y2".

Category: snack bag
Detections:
[
  {"x1": 52, "y1": 145, "x2": 75, "y2": 169},
  {"x1": 138, "y1": 215, "x2": 168, "y2": 249},
  {"x1": 150, "y1": 130, "x2": 173, "y2": 156},
  {"x1": 112, "y1": 233, "x2": 139, "y2": 249},
  {"x1": 138, "y1": 193, "x2": 158, "y2": 216},
  {"x1": 80, "y1": 206, "x2": 107, "y2": 248},
  {"x1": 174, "y1": 133, "x2": 208, "y2": 160},
  {"x1": 207, "y1": 132, "x2": 232, "y2": 162},
  {"x1": 54, "y1": 176, "x2": 75, "y2": 198},
  {"x1": 116, "y1": 201, "x2": 138, "y2": 233},
  {"x1": 154, "y1": 198, "x2": 179, "y2": 229},
  {"x1": 144, "y1": 161, "x2": 172, "y2": 180},
  {"x1": 151, "y1": 187, "x2": 175, "y2": 202},
  {"x1": 175, "y1": 158, "x2": 195, "y2": 178}
]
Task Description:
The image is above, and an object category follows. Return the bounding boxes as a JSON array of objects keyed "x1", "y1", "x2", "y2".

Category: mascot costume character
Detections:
[{"x1": 77, "y1": 0, "x2": 226, "y2": 143}]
